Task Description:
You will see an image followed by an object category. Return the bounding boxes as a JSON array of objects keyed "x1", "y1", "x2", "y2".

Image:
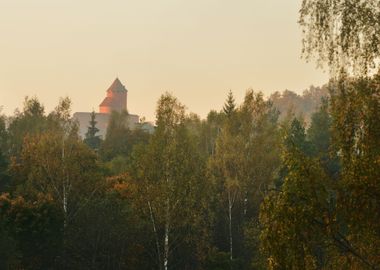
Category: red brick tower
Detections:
[{"x1": 99, "y1": 78, "x2": 128, "y2": 114}]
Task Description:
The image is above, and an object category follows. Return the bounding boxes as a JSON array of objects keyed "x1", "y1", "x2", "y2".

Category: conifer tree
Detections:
[
  {"x1": 284, "y1": 118, "x2": 311, "y2": 155},
  {"x1": 223, "y1": 90, "x2": 236, "y2": 117},
  {"x1": 84, "y1": 111, "x2": 102, "y2": 150},
  {"x1": 307, "y1": 98, "x2": 339, "y2": 178}
]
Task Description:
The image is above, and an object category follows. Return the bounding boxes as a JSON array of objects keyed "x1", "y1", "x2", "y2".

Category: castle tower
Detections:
[{"x1": 99, "y1": 78, "x2": 128, "y2": 114}]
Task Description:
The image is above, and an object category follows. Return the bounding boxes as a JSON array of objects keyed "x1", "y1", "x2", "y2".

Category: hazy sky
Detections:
[{"x1": 0, "y1": 0, "x2": 328, "y2": 121}]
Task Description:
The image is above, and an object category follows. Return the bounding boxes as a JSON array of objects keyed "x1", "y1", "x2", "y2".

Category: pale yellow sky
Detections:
[{"x1": 0, "y1": 0, "x2": 327, "y2": 121}]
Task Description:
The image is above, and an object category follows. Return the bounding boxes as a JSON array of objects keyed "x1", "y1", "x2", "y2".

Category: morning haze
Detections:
[
  {"x1": 0, "y1": 0, "x2": 327, "y2": 120},
  {"x1": 2, "y1": 1, "x2": 379, "y2": 269}
]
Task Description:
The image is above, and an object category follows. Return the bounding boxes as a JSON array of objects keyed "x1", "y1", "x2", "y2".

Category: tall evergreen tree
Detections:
[
  {"x1": 307, "y1": 98, "x2": 339, "y2": 178},
  {"x1": 284, "y1": 118, "x2": 311, "y2": 155},
  {"x1": 84, "y1": 111, "x2": 102, "y2": 150},
  {"x1": 308, "y1": 99, "x2": 330, "y2": 153},
  {"x1": 223, "y1": 90, "x2": 236, "y2": 117}
]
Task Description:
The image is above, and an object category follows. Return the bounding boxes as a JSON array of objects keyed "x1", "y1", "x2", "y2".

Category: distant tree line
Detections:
[{"x1": 269, "y1": 85, "x2": 329, "y2": 123}]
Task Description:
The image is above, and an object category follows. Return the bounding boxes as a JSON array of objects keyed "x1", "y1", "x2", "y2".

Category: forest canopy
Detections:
[{"x1": 0, "y1": 75, "x2": 379, "y2": 269}]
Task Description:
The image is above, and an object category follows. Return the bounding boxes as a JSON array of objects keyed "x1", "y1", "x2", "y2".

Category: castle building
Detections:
[
  {"x1": 73, "y1": 78, "x2": 152, "y2": 139},
  {"x1": 99, "y1": 78, "x2": 128, "y2": 113}
]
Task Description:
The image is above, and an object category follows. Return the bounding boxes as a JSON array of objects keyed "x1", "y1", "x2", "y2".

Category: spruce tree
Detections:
[
  {"x1": 84, "y1": 111, "x2": 102, "y2": 150},
  {"x1": 284, "y1": 118, "x2": 311, "y2": 155},
  {"x1": 223, "y1": 90, "x2": 236, "y2": 117}
]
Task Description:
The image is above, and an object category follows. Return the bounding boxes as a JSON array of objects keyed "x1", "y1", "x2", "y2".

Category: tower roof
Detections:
[{"x1": 107, "y1": 78, "x2": 127, "y2": 93}]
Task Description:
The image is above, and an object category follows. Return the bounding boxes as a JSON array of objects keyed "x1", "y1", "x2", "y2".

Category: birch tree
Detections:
[
  {"x1": 7, "y1": 97, "x2": 47, "y2": 157},
  {"x1": 11, "y1": 98, "x2": 103, "y2": 266},
  {"x1": 299, "y1": 1, "x2": 380, "y2": 266},
  {"x1": 300, "y1": 0, "x2": 380, "y2": 75},
  {"x1": 129, "y1": 93, "x2": 209, "y2": 270},
  {"x1": 209, "y1": 90, "x2": 280, "y2": 268}
]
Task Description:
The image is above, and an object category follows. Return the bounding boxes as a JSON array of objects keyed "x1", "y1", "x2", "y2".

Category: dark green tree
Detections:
[
  {"x1": 260, "y1": 149, "x2": 333, "y2": 269},
  {"x1": 100, "y1": 110, "x2": 150, "y2": 162},
  {"x1": 307, "y1": 98, "x2": 339, "y2": 178},
  {"x1": 0, "y1": 193, "x2": 63, "y2": 270},
  {"x1": 84, "y1": 111, "x2": 102, "y2": 150},
  {"x1": 223, "y1": 90, "x2": 236, "y2": 117},
  {"x1": 284, "y1": 118, "x2": 312, "y2": 155},
  {"x1": 308, "y1": 98, "x2": 330, "y2": 154},
  {"x1": 7, "y1": 97, "x2": 47, "y2": 156},
  {"x1": 0, "y1": 113, "x2": 9, "y2": 192}
]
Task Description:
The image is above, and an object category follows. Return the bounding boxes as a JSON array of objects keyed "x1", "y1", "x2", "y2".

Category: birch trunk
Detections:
[
  {"x1": 62, "y1": 137, "x2": 67, "y2": 269},
  {"x1": 148, "y1": 201, "x2": 162, "y2": 270},
  {"x1": 163, "y1": 198, "x2": 170, "y2": 270},
  {"x1": 228, "y1": 191, "x2": 233, "y2": 270}
]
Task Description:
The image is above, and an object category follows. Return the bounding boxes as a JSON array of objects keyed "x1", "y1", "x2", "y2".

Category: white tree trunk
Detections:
[
  {"x1": 148, "y1": 201, "x2": 162, "y2": 270},
  {"x1": 62, "y1": 136, "x2": 68, "y2": 268},
  {"x1": 63, "y1": 184, "x2": 67, "y2": 226},
  {"x1": 164, "y1": 198, "x2": 170, "y2": 270}
]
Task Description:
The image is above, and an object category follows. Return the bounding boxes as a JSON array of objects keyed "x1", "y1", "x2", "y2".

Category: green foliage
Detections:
[
  {"x1": 284, "y1": 118, "x2": 312, "y2": 155},
  {"x1": 2, "y1": 1, "x2": 380, "y2": 268},
  {"x1": 209, "y1": 89, "x2": 281, "y2": 268},
  {"x1": 7, "y1": 97, "x2": 47, "y2": 156},
  {"x1": 0, "y1": 74, "x2": 378, "y2": 269},
  {"x1": 261, "y1": 74, "x2": 380, "y2": 270},
  {"x1": 298, "y1": 2, "x2": 380, "y2": 266},
  {"x1": 100, "y1": 110, "x2": 150, "y2": 161},
  {"x1": 329, "y1": 74, "x2": 380, "y2": 268},
  {"x1": 0, "y1": 96, "x2": 157, "y2": 269},
  {"x1": 308, "y1": 98, "x2": 330, "y2": 153},
  {"x1": 0, "y1": 113, "x2": 9, "y2": 192},
  {"x1": 105, "y1": 155, "x2": 129, "y2": 175},
  {"x1": 84, "y1": 111, "x2": 102, "y2": 150},
  {"x1": 65, "y1": 176, "x2": 150, "y2": 270},
  {"x1": 128, "y1": 93, "x2": 211, "y2": 269},
  {"x1": 223, "y1": 90, "x2": 236, "y2": 117},
  {"x1": 11, "y1": 130, "x2": 102, "y2": 224},
  {"x1": 0, "y1": 113, "x2": 7, "y2": 152},
  {"x1": 198, "y1": 110, "x2": 225, "y2": 157},
  {"x1": 0, "y1": 193, "x2": 63, "y2": 270},
  {"x1": 308, "y1": 98, "x2": 340, "y2": 177},
  {"x1": 299, "y1": 0, "x2": 380, "y2": 74},
  {"x1": 260, "y1": 131, "x2": 335, "y2": 269}
]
